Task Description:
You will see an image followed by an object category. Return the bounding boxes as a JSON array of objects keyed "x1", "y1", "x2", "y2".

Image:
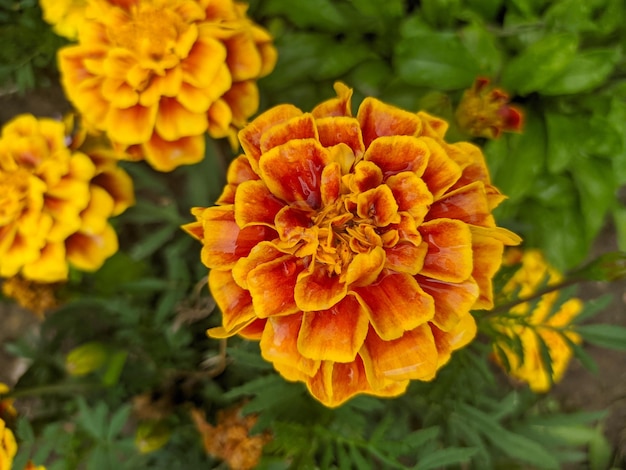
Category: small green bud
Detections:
[
  {"x1": 65, "y1": 342, "x2": 108, "y2": 376},
  {"x1": 135, "y1": 421, "x2": 171, "y2": 454}
]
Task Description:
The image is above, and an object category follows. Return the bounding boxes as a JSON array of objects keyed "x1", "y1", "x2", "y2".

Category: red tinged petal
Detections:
[
  {"x1": 247, "y1": 255, "x2": 304, "y2": 318},
  {"x1": 386, "y1": 171, "x2": 433, "y2": 222},
  {"x1": 197, "y1": 206, "x2": 276, "y2": 269},
  {"x1": 143, "y1": 133, "x2": 205, "y2": 172},
  {"x1": 260, "y1": 314, "x2": 321, "y2": 377},
  {"x1": 231, "y1": 241, "x2": 284, "y2": 289},
  {"x1": 363, "y1": 136, "x2": 430, "y2": 179},
  {"x1": 363, "y1": 324, "x2": 439, "y2": 383},
  {"x1": 209, "y1": 269, "x2": 256, "y2": 331},
  {"x1": 430, "y1": 314, "x2": 477, "y2": 367},
  {"x1": 106, "y1": 104, "x2": 158, "y2": 145},
  {"x1": 419, "y1": 137, "x2": 462, "y2": 200},
  {"x1": 419, "y1": 218, "x2": 473, "y2": 283},
  {"x1": 357, "y1": 98, "x2": 422, "y2": 148},
  {"x1": 356, "y1": 185, "x2": 400, "y2": 227},
  {"x1": 354, "y1": 271, "x2": 434, "y2": 340},
  {"x1": 348, "y1": 161, "x2": 383, "y2": 193},
  {"x1": 427, "y1": 180, "x2": 493, "y2": 227},
  {"x1": 345, "y1": 247, "x2": 386, "y2": 287},
  {"x1": 417, "y1": 276, "x2": 479, "y2": 331},
  {"x1": 469, "y1": 227, "x2": 506, "y2": 310},
  {"x1": 384, "y1": 242, "x2": 427, "y2": 275},
  {"x1": 320, "y1": 162, "x2": 341, "y2": 206},
  {"x1": 154, "y1": 97, "x2": 208, "y2": 141},
  {"x1": 239, "y1": 104, "x2": 303, "y2": 172},
  {"x1": 295, "y1": 268, "x2": 348, "y2": 311},
  {"x1": 316, "y1": 116, "x2": 365, "y2": 157},
  {"x1": 238, "y1": 318, "x2": 267, "y2": 340},
  {"x1": 448, "y1": 142, "x2": 492, "y2": 190},
  {"x1": 259, "y1": 139, "x2": 331, "y2": 209},
  {"x1": 417, "y1": 111, "x2": 449, "y2": 139},
  {"x1": 226, "y1": 155, "x2": 259, "y2": 184},
  {"x1": 259, "y1": 113, "x2": 318, "y2": 154},
  {"x1": 234, "y1": 180, "x2": 285, "y2": 227},
  {"x1": 311, "y1": 82, "x2": 353, "y2": 118},
  {"x1": 297, "y1": 294, "x2": 369, "y2": 362}
]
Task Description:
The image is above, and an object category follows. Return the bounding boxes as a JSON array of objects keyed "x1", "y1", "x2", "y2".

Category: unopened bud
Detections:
[
  {"x1": 65, "y1": 342, "x2": 108, "y2": 376},
  {"x1": 135, "y1": 421, "x2": 171, "y2": 454}
]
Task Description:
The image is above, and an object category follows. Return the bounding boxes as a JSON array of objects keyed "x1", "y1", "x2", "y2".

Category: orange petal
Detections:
[
  {"x1": 239, "y1": 104, "x2": 303, "y2": 173},
  {"x1": 181, "y1": 36, "x2": 227, "y2": 88},
  {"x1": 274, "y1": 206, "x2": 317, "y2": 252},
  {"x1": 427, "y1": 181, "x2": 493, "y2": 227},
  {"x1": 247, "y1": 255, "x2": 303, "y2": 318},
  {"x1": 311, "y1": 82, "x2": 353, "y2": 118},
  {"x1": 225, "y1": 33, "x2": 262, "y2": 81},
  {"x1": 238, "y1": 318, "x2": 267, "y2": 340},
  {"x1": 91, "y1": 166, "x2": 135, "y2": 216},
  {"x1": 297, "y1": 294, "x2": 369, "y2": 362},
  {"x1": 469, "y1": 227, "x2": 505, "y2": 310},
  {"x1": 448, "y1": 141, "x2": 491, "y2": 190},
  {"x1": 176, "y1": 82, "x2": 215, "y2": 113},
  {"x1": 354, "y1": 271, "x2": 434, "y2": 340},
  {"x1": 234, "y1": 180, "x2": 284, "y2": 227},
  {"x1": 22, "y1": 242, "x2": 68, "y2": 282},
  {"x1": 66, "y1": 224, "x2": 118, "y2": 272},
  {"x1": 231, "y1": 241, "x2": 284, "y2": 289},
  {"x1": 383, "y1": 242, "x2": 427, "y2": 275},
  {"x1": 155, "y1": 97, "x2": 208, "y2": 141},
  {"x1": 197, "y1": 206, "x2": 276, "y2": 270},
  {"x1": 207, "y1": 98, "x2": 233, "y2": 138},
  {"x1": 345, "y1": 246, "x2": 386, "y2": 287},
  {"x1": 419, "y1": 137, "x2": 462, "y2": 199},
  {"x1": 419, "y1": 219, "x2": 473, "y2": 283},
  {"x1": 101, "y1": 79, "x2": 139, "y2": 108},
  {"x1": 106, "y1": 104, "x2": 158, "y2": 145},
  {"x1": 222, "y1": 80, "x2": 259, "y2": 126},
  {"x1": 356, "y1": 185, "x2": 400, "y2": 227},
  {"x1": 348, "y1": 161, "x2": 383, "y2": 193},
  {"x1": 209, "y1": 269, "x2": 256, "y2": 331},
  {"x1": 364, "y1": 136, "x2": 429, "y2": 180},
  {"x1": 295, "y1": 268, "x2": 347, "y2": 311},
  {"x1": 259, "y1": 113, "x2": 318, "y2": 154},
  {"x1": 320, "y1": 162, "x2": 341, "y2": 206},
  {"x1": 259, "y1": 139, "x2": 331, "y2": 209},
  {"x1": 357, "y1": 98, "x2": 422, "y2": 148},
  {"x1": 417, "y1": 111, "x2": 449, "y2": 139},
  {"x1": 363, "y1": 324, "x2": 439, "y2": 383},
  {"x1": 417, "y1": 276, "x2": 479, "y2": 331},
  {"x1": 315, "y1": 116, "x2": 365, "y2": 157},
  {"x1": 430, "y1": 313, "x2": 477, "y2": 368},
  {"x1": 386, "y1": 171, "x2": 433, "y2": 222},
  {"x1": 143, "y1": 133, "x2": 205, "y2": 171},
  {"x1": 260, "y1": 314, "x2": 321, "y2": 377}
]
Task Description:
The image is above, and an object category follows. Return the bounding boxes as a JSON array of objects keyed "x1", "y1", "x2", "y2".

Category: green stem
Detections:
[{"x1": 4, "y1": 382, "x2": 104, "y2": 399}]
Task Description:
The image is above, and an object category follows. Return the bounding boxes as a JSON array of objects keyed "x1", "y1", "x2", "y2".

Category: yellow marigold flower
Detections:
[
  {"x1": 455, "y1": 77, "x2": 523, "y2": 139},
  {"x1": 1, "y1": 276, "x2": 61, "y2": 317},
  {"x1": 184, "y1": 83, "x2": 522, "y2": 407},
  {"x1": 0, "y1": 114, "x2": 134, "y2": 283},
  {"x1": 491, "y1": 248, "x2": 583, "y2": 392},
  {"x1": 57, "y1": 0, "x2": 277, "y2": 172},
  {"x1": 40, "y1": 0, "x2": 88, "y2": 40},
  {"x1": 0, "y1": 417, "x2": 17, "y2": 470},
  {"x1": 192, "y1": 406, "x2": 271, "y2": 470}
]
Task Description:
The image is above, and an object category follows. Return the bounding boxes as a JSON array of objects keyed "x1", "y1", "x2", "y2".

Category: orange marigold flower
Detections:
[
  {"x1": 0, "y1": 417, "x2": 17, "y2": 470},
  {"x1": 184, "y1": 83, "x2": 522, "y2": 407},
  {"x1": 491, "y1": 248, "x2": 583, "y2": 392},
  {"x1": 0, "y1": 114, "x2": 134, "y2": 283},
  {"x1": 57, "y1": 0, "x2": 277, "y2": 172},
  {"x1": 455, "y1": 77, "x2": 523, "y2": 139},
  {"x1": 40, "y1": 0, "x2": 88, "y2": 40},
  {"x1": 1, "y1": 275, "x2": 61, "y2": 317},
  {"x1": 192, "y1": 406, "x2": 271, "y2": 470}
]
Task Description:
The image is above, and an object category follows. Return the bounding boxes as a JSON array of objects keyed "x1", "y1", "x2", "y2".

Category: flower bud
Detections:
[
  {"x1": 135, "y1": 421, "x2": 171, "y2": 454},
  {"x1": 65, "y1": 342, "x2": 108, "y2": 376}
]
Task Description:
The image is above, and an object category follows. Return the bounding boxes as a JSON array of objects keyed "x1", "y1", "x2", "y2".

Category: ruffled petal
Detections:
[
  {"x1": 364, "y1": 135, "x2": 429, "y2": 179},
  {"x1": 22, "y1": 242, "x2": 68, "y2": 282},
  {"x1": 209, "y1": 269, "x2": 256, "y2": 331},
  {"x1": 259, "y1": 113, "x2": 318, "y2": 154},
  {"x1": 143, "y1": 133, "x2": 205, "y2": 172},
  {"x1": 106, "y1": 104, "x2": 158, "y2": 145},
  {"x1": 357, "y1": 98, "x2": 422, "y2": 148},
  {"x1": 65, "y1": 223, "x2": 118, "y2": 271},
  {"x1": 419, "y1": 137, "x2": 462, "y2": 200},
  {"x1": 430, "y1": 313, "x2": 477, "y2": 368},
  {"x1": 316, "y1": 116, "x2": 364, "y2": 157},
  {"x1": 234, "y1": 180, "x2": 284, "y2": 227},
  {"x1": 356, "y1": 185, "x2": 400, "y2": 227},
  {"x1": 383, "y1": 242, "x2": 427, "y2": 275},
  {"x1": 247, "y1": 255, "x2": 303, "y2": 318},
  {"x1": 419, "y1": 218, "x2": 473, "y2": 283},
  {"x1": 181, "y1": 36, "x2": 227, "y2": 88},
  {"x1": 386, "y1": 171, "x2": 433, "y2": 223},
  {"x1": 295, "y1": 268, "x2": 347, "y2": 311},
  {"x1": 418, "y1": 276, "x2": 479, "y2": 331},
  {"x1": 311, "y1": 82, "x2": 353, "y2": 118},
  {"x1": 154, "y1": 97, "x2": 208, "y2": 141}
]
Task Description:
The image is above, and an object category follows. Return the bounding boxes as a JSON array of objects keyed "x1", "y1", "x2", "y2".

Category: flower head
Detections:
[
  {"x1": 0, "y1": 417, "x2": 17, "y2": 470},
  {"x1": 491, "y1": 248, "x2": 583, "y2": 392},
  {"x1": 40, "y1": 0, "x2": 88, "y2": 40},
  {"x1": 185, "y1": 83, "x2": 521, "y2": 407},
  {"x1": 58, "y1": 0, "x2": 277, "y2": 171},
  {"x1": 455, "y1": 77, "x2": 523, "y2": 139},
  {"x1": 0, "y1": 114, "x2": 134, "y2": 283}
]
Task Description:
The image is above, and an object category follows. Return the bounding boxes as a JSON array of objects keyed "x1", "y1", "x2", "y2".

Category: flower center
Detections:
[{"x1": 0, "y1": 169, "x2": 30, "y2": 226}]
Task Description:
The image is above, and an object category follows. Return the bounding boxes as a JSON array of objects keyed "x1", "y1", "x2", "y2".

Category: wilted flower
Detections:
[
  {"x1": 58, "y1": 0, "x2": 277, "y2": 171},
  {"x1": 0, "y1": 114, "x2": 134, "y2": 283},
  {"x1": 491, "y1": 249, "x2": 583, "y2": 392},
  {"x1": 192, "y1": 406, "x2": 271, "y2": 470},
  {"x1": 455, "y1": 77, "x2": 523, "y2": 139},
  {"x1": 0, "y1": 417, "x2": 17, "y2": 470},
  {"x1": 2, "y1": 276, "x2": 61, "y2": 317},
  {"x1": 40, "y1": 0, "x2": 87, "y2": 40},
  {"x1": 185, "y1": 83, "x2": 521, "y2": 406}
]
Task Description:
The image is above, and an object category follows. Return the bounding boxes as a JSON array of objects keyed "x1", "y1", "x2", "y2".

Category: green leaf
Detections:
[
  {"x1": 501, "y1": 33, "x2": 579, "y2": 95},
  {"x1": 394, "y1": 32, "x2": 480, "y2": 90},
  {"x1": 459, "y1": 22, "x2": 503, "y2": 76},
  {"x1": 588, "y1": 426, "x2": 613, "y2": 470},
  {"x1": 263, "y1": 0, "x2": 347, "y2": 31},
  {"x1": 107, "y1": 404, "x2": 132, "y2": 441},
  {"x1": 542, "y1": 48, "x2": 620, "y2": 95},
  {"x1": 576, "y1": 324, "x2": 626, "y2": 351},
  {"x1": 613, "y1": 206, "x2": 626, "y2": 251},
  {"x1": 416, "y1": 447, "x2": 478, "y2": 470},
  {"x1": 311, "y1": 40, "x2": 376, "y2": 80},
  {"x1": 544, "y1": 112, "x2": 586, "y2": 173},
  {"x1": 129, "y1": 225, "x2": 178, "y2": 260}
]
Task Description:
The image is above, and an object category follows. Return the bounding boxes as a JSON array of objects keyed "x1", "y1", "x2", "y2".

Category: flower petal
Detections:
[
  {"x1": 247, "y1": 255, "x2": 304, "y2": 318},
  {"x1": 143, "y1": 133, "x2": 205, "y2": 171},
  {"x1": 357, "y1": 98, "x2": 422, "y2": 148},
  {"x1": 417, "y1": 111, "x2": 449, "y2": 139},
  {"x1": 297, "y1": 294, "x2": 369, "y2": 362},
  {"x1": 311, "y1": 82, "x2": 353, "y2": 118},
  {"x1": 430, "y1": 313, "x2": 477, "y2": 368},
  {"x1": 259, "y1": 113, "x2": 318, "y2": 154},
  {"x1": 295, "y1": 268, "x2": 348, "y2": 311},
  {"x1": 356, "y1": 184, "x2": 400, "y2": 227},
  {"x1": 65, "y1": 224, "x2": 118, "y2": 272},
  {"x1": 155, "y1": 97, "x2": 208, "y2": 141},
  {"x1": 234, "y1": 180, "x2": 285, "y2": 227},
  {"x1": 22, "y1": 242, "x2": 68, "y2": 282},
  {"x1": 316, "y1": 116, "x2": 365, "y2": 157},
  {"x1": 386, "y1": 171, "x2": 433, "y2": 222},
  {"x1": 106, "y1": 104, "x2": 158, "y2": 145},
  {"x1": 419, "y1": 137, "x2": 462, "y2": 199},
  {"x1": 345, "y1": 246, "x2": 386, "y2": 287},
  {"x1": 426, "y1": 180, "x2": 494, "y2": 227},
  {"x1": 225, "y1": 33, "x2": 262, "y2": 81},
  {"x1": 209, "y1": 269, "x2": 256, "y2": 331},
  {"x1": 419, "y1": 218, "x2": 473, "y2": 283},
  {"x1": 364, "y1": 136, "x2": 429, "y2": 180},
  {"x1": 181, "y1": 36, "x2": 227, "y2": 88},
  {"x1": 418, "y1": 276, "x2": 479, "y2": 331},
  {"x1": 354, "y1": 271, "x2": 434, "y2": 340},
  {"x1": 383, "y1": 242, "x2": 427, "y2": 275}
]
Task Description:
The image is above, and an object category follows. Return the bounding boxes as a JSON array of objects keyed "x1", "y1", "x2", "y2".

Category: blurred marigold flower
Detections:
[
  {"x1": 0, "y1": 417, "x2": 17, "y2": 470},
  {"x1": 491, "y1": 248, "x2": 583, "y2": 392},
  {"x1": 192, "y1": 406, "x2": 271, "y2": 470},
  {"x1": 1, "y1": 276, "x2": 61, "y2": 318},
  {"x1": 65, "y1": 341, "x2": 109, "y2": 376},
  {"x1": 0, "y1": 114, "x2": 134, "y2": 283},
  {"x1": 455, "y1": 77, "x2": 523, "y2": 139},
  {"x1": 0, "y1": 384, "x2": 16, "y2": 423},
  {"x1": 184, "y1": 83, "x2": 521, "y2": 407},
  {"x1": 58, "y1": 0, "x2": 277, "y2": 171},
  {"x1": 25, "y1": 462, "x2": 47, "y2": 470},
  {"x1": 40, "y1": 0, "x2": 87, "y2": 40}
]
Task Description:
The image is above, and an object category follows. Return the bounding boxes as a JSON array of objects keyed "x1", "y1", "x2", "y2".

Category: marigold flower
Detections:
[
  {"x1": 192, "y1": 406, "x2": 271, "y2": 470},
  {"x1": 25, "y1": 462, "x2": 47, "y2": 470},
  {"x1": 184, "y1": 83, "x2": 522, "y2": 407},
  {"x1": 491, "y1": 249, "x2": 583, "y2": 392},
  {"x1": 0, "y1": 114, "x2": 134, "y2": 283},
  {"x1": 40, "y1": 0, "x2": 87, "y2": 40},
  {"x1": 1, "y1": 276, "x2": 61, "y2": 317},
  {"x1": 455, "y1": 77, "x2": 523, "y2": 139},
  {"x1": 0, "y1": 384, "x2": 15, "y2": 423},
  {"x1": 57, "y1": 0, "x2": 277, "y2": 171},
  {"x1": 0, "y1": 417, "x2": 17, "y2": 470}
]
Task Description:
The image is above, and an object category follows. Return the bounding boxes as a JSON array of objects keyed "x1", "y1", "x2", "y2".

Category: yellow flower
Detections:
[
  {"x1": 491, "y1": 248, "x2": 583, "y2": 392},
  {"x1": 0, "y1": 384, "x2": 15, "y2": 423},
  {"x1": 0, "y1": 417, "x2": 17, "y2": 470},
  {"x1": 58, "y1": 0, "x2": 277, "y2": 171},
  {"x1": 192, "y1": 406, "x2": 271, "y2": 470},
  {"x1": 0, "y1": 114, "x2": 134, "y2": 283},
  {"x1": 1, "y1": 276, "x2": 61, "y2": 317},
  {"x1": 185, "y1": 83, "x2": 521, "y2": 407},
  {"x1": 40, "y1": 0, "x2": 88, "y2": 40}
]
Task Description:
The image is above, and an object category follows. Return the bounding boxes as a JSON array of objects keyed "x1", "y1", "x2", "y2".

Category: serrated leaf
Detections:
[
  {"x1": 107, "y1": 404, "x2": 132, "y2": 441},
  {"x1": 416, "y1": 447, "x2": 478, "y2": 470},
  {"x1": 501, "y1": 33, "x2": 579, "y2": 95},
  {"x1": 129, "y1": 225, "x2": 178, "y2": 260},
  {"x1": 576, "y1": 324, "x2": 626, "y2": 351}
]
